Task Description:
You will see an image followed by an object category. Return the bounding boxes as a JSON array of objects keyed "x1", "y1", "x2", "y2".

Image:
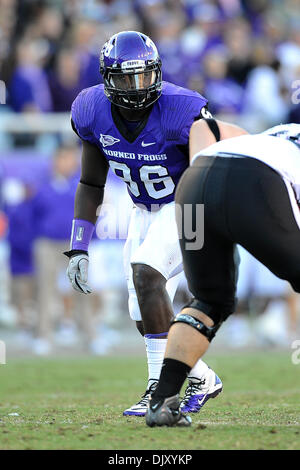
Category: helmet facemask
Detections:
[{"x1": 103, "y1": 60, "x2": 162, "y2": 110}]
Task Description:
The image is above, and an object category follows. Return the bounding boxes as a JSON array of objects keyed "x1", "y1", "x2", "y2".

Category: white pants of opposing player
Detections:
[{"x1": 123, "y1": 202, "x2": 183, "y2": 321}]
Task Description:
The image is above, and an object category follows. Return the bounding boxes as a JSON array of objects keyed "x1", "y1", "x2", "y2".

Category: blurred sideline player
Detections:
[
  {"x1": 146, "y1": 121, "x2": 300, "y2": 427},
  {"x1": 65, "y1": 31, "x2": 223, "y2": 416}
]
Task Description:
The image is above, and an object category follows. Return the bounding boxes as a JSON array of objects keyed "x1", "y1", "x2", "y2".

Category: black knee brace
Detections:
[
  {"x1": 172, "y1": 296, "x2": 225, "y2": 342},
  {"x1": 171, "y1": 313, "x2": 221, "y2": 342},
  {"x1": 184, "y1": 297, "x2": 233, "y2": 325}
]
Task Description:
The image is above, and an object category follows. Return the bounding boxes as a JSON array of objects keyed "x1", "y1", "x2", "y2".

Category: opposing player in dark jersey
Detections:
[{"x1": 65, "y1": 31, "x2": 222, "y2": 416}]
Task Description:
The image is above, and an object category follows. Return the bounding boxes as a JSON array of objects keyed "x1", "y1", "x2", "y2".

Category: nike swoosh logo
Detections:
[
  {"x1": 142, "y1": 141, "x2": 156, "y2": 147},
  {"x1": 151, "y1": 403, "x2": 160, "y2": 411}
]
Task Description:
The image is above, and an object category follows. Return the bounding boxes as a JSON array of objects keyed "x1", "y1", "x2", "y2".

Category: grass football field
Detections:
[{"x1": 0, "y1": 351, "x2": 299, "y2": 450}]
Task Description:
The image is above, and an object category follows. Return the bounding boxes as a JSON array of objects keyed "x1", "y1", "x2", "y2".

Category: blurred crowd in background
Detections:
[
  {"x1": 0, "y1": 0, "x2": 299, "y2": 355},
  {"x1": 1, "y1": 0, "x2": 300, "y2": 124}
]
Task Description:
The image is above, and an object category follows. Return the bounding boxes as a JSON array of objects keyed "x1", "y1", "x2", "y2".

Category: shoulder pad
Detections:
[
  {"x1": 71, "y1": 85, "x2": 105, "y2": 143},
  {"x1": 160, "y1": 84, "x2": 208, "y2": 141},
  {"x1": 161, "y1": 96, "x2": 207, "y2": 140}
]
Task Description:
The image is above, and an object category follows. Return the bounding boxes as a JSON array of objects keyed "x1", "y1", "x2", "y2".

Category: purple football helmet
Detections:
[{"x1": 100, "y1": 31, "x2": 162, "y2": 110}]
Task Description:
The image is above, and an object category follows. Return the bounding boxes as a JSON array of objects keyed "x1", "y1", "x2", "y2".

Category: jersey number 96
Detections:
[{"x1": 109, "y1": 161, "x2": 175, "y2": 199}]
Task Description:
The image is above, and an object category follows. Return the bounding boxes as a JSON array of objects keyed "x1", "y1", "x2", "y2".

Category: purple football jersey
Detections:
[{"x1": 71, "y1": 82, "x2": 208, "y2": 210}]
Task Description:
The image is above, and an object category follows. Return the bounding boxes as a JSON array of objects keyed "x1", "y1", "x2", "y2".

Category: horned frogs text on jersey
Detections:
[{"x1": 71, "y1": 81, "x2": 208, "y2": 210}]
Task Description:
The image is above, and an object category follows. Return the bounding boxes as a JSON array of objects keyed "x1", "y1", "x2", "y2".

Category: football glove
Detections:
[{"x1": 64, "y1": 250, "x2": 92, "y2": 295}]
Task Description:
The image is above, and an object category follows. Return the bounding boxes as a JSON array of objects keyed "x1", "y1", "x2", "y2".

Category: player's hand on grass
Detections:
[{"x1": 64, "y1": 250, "x2": 92, "y2": 294}]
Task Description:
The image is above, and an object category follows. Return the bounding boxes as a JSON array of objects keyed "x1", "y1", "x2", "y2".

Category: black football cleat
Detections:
[{"x1": 145, "y1": 394, "x2": 192, "y2": 427}]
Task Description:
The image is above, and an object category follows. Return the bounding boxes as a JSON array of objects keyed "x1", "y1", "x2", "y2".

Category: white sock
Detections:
[
  {"x1": 144, "y1": 336, "x2": 168, "y2": 386},
  {"x1": 188, "y1": 359, "x2": 209, "y2": 382}
]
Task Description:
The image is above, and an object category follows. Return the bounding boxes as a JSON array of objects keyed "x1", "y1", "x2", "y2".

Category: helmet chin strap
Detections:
[{"x1": 122, "y1": 96, "x2": 146, "y2": 108}]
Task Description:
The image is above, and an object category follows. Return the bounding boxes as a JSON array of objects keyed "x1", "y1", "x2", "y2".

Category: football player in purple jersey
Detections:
[{"x1": 65, "y1": 31, "x2": 223, "y2": 416}]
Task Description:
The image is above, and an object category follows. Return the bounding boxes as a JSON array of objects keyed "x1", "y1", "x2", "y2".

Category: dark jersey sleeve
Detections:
[
  {"x1": 70, "y1": 89, "x2": 110, "y2": 224},
  {"x1": 178, "y1": 97, "x2": 210, "y2": 145},
  {"x1": 71, "y1": 87, "x2": 109, "y2": 186},
  {"x1": 71, "y1": 88, "x2": 98, "y2": 146}
]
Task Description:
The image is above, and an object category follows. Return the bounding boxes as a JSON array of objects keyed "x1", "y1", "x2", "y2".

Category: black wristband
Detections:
[{"x1": 63, "y1": 249, "x2": 88, "y2": 259}]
